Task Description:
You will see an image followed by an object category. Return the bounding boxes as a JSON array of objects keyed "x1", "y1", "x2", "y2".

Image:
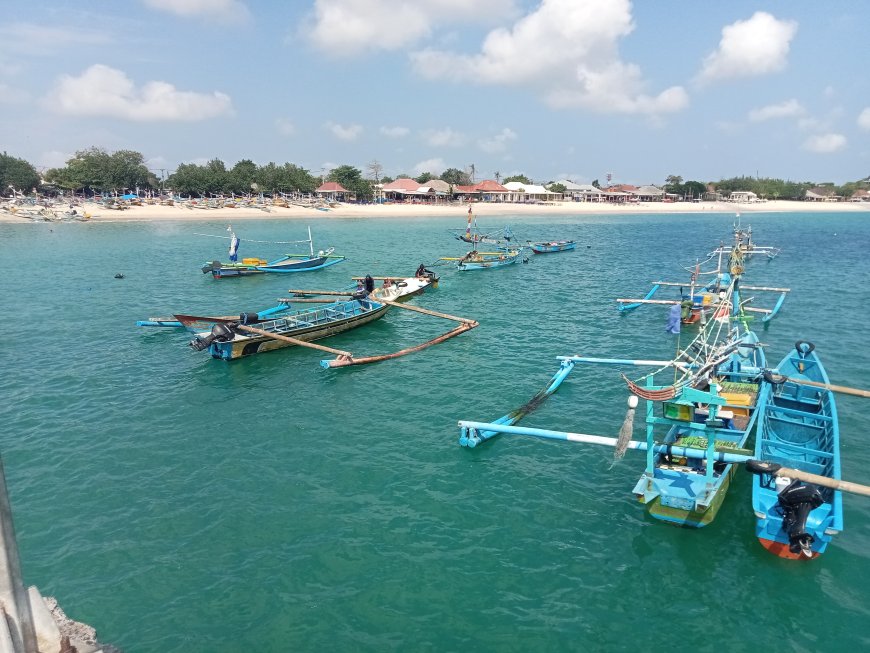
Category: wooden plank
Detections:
[{"x1": 376, "y1": 298, "x2": 477, "y2": 324}]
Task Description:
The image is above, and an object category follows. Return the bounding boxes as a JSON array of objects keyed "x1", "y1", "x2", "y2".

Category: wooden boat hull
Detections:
[
  {"x1": 183, "y1": 299, "x2": 388, "y2": 360},
  {"x1": 751, "y1": 346, "x2": 841, "y2": 558},
  {"x1": 530, "y1": 241, "x2": 576, "y2": 253},
  {"x1": 457, "y1": 253, "x2": 520, "y2": 271}
]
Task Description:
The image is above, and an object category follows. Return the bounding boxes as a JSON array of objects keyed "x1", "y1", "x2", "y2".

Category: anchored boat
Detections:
[
  {"x1": 749, "y1": 342, "x2": 842, "y2": 559},
  {"x1": 529, "y1": 240, "x2": 576, "y2": 253},
  {"x1": 199, "y1": 226, "x2": 345, "y2": 278},
  {"x1": 441, "y1": 249, "x2": 522, "y2": 271}
]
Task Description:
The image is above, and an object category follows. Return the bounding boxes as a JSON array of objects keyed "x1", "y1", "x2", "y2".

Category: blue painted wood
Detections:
[{"x1": 751, "y1": 344, "x2": 842, "y2": 558}]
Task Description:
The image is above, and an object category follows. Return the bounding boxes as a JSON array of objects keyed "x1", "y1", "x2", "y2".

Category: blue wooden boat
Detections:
[
  {"x1": 181, "y1": 297, "x2": 389, "y2": 360},
  {"x1": 617, "y1": 229, "x2": 789, "y2": 324},
  {"x1": 749, "y1": 342, "x2": 842, "y2": 559},
  {"x1": 459, "y1": 326, "x2": 765, "y2": 528},
  {"x1": 441, "y1": 249, "x2": 522, "y2": 271},
  {"x1": 200, "y1": 226, "x2": 345, "y2": 278},
  {"x1": 529, "y1": 240, "x2": 576, "y2": 253}
]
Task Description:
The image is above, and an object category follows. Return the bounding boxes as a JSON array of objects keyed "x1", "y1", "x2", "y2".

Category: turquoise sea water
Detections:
[{"x1": 2, "y1": 211, "x2": 869, "y2": 652}]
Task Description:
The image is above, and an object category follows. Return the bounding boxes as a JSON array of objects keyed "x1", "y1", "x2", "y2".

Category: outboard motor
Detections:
[
  {"x1": 776, "y1": 480, "x2": 824, "y2": 557},
  {"x1": 188, "y1": 322, "x2": 236, "y2": 351},
  {"x1": 239, "y1": 312, "x2": 259, "y2": 325}
]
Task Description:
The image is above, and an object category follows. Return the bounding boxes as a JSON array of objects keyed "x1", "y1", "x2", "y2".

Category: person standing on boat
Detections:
[{"x1": 227, "y1": 225, "x2": 240, "y2": 262}]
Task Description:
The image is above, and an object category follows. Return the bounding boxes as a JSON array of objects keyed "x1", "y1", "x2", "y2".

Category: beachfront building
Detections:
[
  {"x1": 555, "y1": 181, "x2": 606, "y2": 202},
  {"x1": 849, "y1": 189, "x2": 870, "y2": 202},
  {"x1": 473, "y1": 180, "x2": 511, "y2": 202},
  {"x1": 632, "y1": 185, "x2": 665, "y2": 201},
  {"x1": 728, "y1": 191, "x2": 759, "y2": 203},
  {"x1": 380, "y1": 178, "x2": 450, "y2": 204},
  {"x1": 315, "y1": 181, "x2": 354, "y2": 202},
  {"x1": 503, "y1": 182, "x2": 561, "y2": 203},
  {"x1": 805, "y1": 187, "x2": 842, "y2": 202}
]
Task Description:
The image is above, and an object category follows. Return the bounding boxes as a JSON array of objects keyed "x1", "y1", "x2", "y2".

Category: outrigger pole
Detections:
[
  {"x1": 321, "y1": 299, "x2": 478, "y2": 368},
  {"x1": 456, "y1": 420, "x2": 870, "y2": 498}
]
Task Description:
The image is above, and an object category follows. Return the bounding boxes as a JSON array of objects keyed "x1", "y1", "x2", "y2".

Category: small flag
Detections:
[{"x1": 228, "y1": 232, "x2": 240, "y2": 262}]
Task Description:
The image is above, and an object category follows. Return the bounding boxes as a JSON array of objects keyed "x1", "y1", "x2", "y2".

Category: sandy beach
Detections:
[{"x1": 1, "y1": 199, "x2": 868, "y2": 224}]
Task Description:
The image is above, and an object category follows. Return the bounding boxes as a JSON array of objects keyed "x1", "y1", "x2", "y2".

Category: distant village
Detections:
[{"x1": 317, "y1": 178, "x2": 870, "y2": 205}]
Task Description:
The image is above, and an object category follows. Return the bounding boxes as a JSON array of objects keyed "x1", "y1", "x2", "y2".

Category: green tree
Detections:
[
  {"x1": 416, "y1": 172, "x2": 435, "y2": 184},
  {"x1": 503, "y1": 174, "x2": 531, "y2": 184},
  {"x1": 328, "y1": 164, "x2": 373, "y2": 202},
  {"x1": 441, "y1": 167, "x2": 471, "y2": 186},
  {"x1": 44, "y1": 147, "x2": 154, "y2": 194},
  {"x1": 682, "y1": 180, "x2": 706, "y2": 199},
  {"x1": 0, "y1": 152, "x2": 40, "y2": 194},
  {"x1": 591, "y1": 179, "x2": 600, "y2": 189},
  {"x1": 548, "y1": 182, "x2": 567, "y2": 194},
  {"x1": 227, "y1": 159, "x2": 258, "y2": 195}
]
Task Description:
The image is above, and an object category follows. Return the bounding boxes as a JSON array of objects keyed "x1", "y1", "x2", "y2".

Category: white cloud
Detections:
[
  {"x1": 0, "y1": 83, "x2": 29, "y2": 104},
  {"x1": 858, "y1": 108, "x2": 870, "y2": 131},
  {"x1": 306, "y1": 0, "x2": 516, "y2": 55},
  {"x1": 699, "y1": 12, "x2": 797, "y2": 82},
  {"x1": 748, "y1": 99, "x2": 805, "y2": 122},
  {"x1": 0, "y1": 23, "x2": 112, "y2": 56},
  {"x1": 142, "y1": 0, "x2": 250, "y2": 23},
  {"x1": 411, "y1": 0, "x2": 686, "y2": 116},
  {"x1": 803, "y1": 133, "x2": 846, "y2": 153},
  {"x1": 478, "y1": 128, "x2": 517, "y2": 154},
  {"x1": 45, "y1": 65, "x2": 233, "y2": 122},
  {"x1": 325, "y1": 121, "x2": 363, "y2": 140},
  {"x1": 276, "y1": 118, "x2": 295, "y2": 136},
  {"x1": 422, "y1": 128, "x2": 465, "y2": 147},
  {"x1": 380, "y1": 126, "x2": 410, "y2": 138},
  {"x1": 413, "y1": 158, "x2": 446, "y2": 175}
]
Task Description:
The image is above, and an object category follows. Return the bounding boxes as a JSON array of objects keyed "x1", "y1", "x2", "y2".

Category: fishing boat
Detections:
[
  {"x1": 748, "y1": 342, "x2": 842, "y2": 559},
  {"x1": 458, "y1": 246, "x2": 771, "y2": 527},
  {"x1": 182, "y1": 277, "x2": 478, "y2": 366},
  {"x1": 529, "y1": 240, "x2": 576, "y2": 253},
  {"x1": 449, "y1": 206, "x2": 514, "y2": 245},
  {"x1": 708, "y1": 222, "x2": 780, "y2": 260},
  {"x1": 182, "y1": 296, "x2": 389, "y2": 360},
  {"x1": 441, "y1": 249, "x2": 522, "y2": 271},
  {"x1": 617, "y1": 229, "x2": 788, "y2": 324},
  {"x1": 199, "y1": 226, "x2": 345, "y2": 278}
]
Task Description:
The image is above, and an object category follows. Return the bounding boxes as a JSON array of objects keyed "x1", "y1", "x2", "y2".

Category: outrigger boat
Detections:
[
  {"x1": 199, "y1": 226, "x2": 345, "y2": 278},
  {"x1": 459, "y1": 247, "x2": 774, "y2": 528},
  {"x1": 748, "y1": 342, "x2": 842, "y2": 559},
  {"x1": 441, "y1": 249, "x2": 523, "y2": 271},
  {"x1": 529, "y1": 240, "x2": 576, "y2": 253},
  {"x1": 182, "y1": 277, "x2": 478, "y2": 367},
  {"x1": 708, "y1": 223, "x2": 780, "y2": 260},
  {"x1": 618, "y1": 229, "x2": 789, "y2": 324},
  {"x1": 449, "y1": 207, "x2": 514, "y2": 245}
]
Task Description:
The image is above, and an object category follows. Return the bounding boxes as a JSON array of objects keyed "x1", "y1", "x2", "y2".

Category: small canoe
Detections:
[
  {"x1": 530, "y1": 240, "x2": 576, "y2": 253},
  {"x1": 751, "y1": 342, "x2": 842, "y2": 559}
]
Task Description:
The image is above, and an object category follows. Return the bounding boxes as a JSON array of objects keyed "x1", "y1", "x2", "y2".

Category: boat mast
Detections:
[{"x1": 308, "y1": 225, "x2": 314, "y2": 257}]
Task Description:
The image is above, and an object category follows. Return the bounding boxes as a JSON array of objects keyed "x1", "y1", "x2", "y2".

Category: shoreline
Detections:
[{"x1": 1, "y1": 199, "x2": 868, "y2": 223}]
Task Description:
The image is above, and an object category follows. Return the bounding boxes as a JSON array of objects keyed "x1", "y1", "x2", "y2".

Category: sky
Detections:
[{"x1": 1, "y1": 0, "x2": 868, "y2": 186}]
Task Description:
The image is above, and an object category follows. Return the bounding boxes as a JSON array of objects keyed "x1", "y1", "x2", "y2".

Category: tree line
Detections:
[{"x1": 1, "y1": 148, "x2": 867, "y2": 200}]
